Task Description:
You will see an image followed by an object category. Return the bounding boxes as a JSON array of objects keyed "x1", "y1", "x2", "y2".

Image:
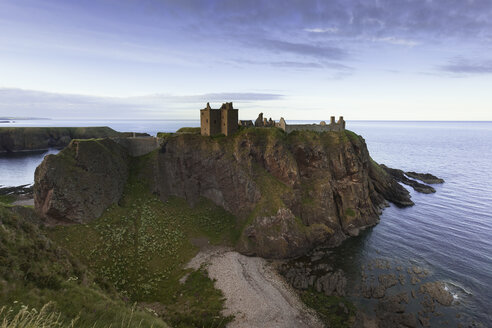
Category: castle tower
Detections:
[
  {"x1": 200, "y1": 102, "x2": 221, "y2": 136},
  {"x1": 220, "y1": 102, "x2": 238, "y2": 136},
  {"x1": 337, "y1": 116, "x2": 346, "y2": 130}
]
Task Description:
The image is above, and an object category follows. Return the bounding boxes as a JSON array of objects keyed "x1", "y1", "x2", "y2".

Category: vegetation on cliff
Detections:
[
  {"x1": 47, "y1": 152, "x2": 237, "y2": 327},
  {"x1": 0, "y1": 205, "x2": 168, "y2": 327},
  {"x1": 175, "y1": 127, "x2": 201, "y2": 134},
  {"x1": 0, "y1": 127, "x2": 121, "y2": 153}
]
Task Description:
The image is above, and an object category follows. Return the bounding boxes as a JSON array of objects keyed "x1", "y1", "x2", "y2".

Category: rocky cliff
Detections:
[
  {"x1": 0, "y1": 127, "x2": 122, "y2": 153},
  {"x1": 34, "y1": 128, "x2": 412, "y2": 258},
  {"x1": 34, "y1": 138, "x2": 129, "y2": 223}
]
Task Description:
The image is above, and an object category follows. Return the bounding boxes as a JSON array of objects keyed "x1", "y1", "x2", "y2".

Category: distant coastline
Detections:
[{"x1": 0, "y1": 117, "x2": 50, "y2": 121}]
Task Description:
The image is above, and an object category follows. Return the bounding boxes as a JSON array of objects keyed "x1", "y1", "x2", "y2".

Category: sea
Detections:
[{"x1": 1, "y1": 119, "x2": 491, "y2": 326}]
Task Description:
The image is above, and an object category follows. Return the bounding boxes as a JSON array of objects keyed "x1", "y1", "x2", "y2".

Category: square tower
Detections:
[
  {"x1": 200, "y1": 103, "x2": 221, "y2": 136},
  {"x1": 220, "y1": 102, "x2": 238, "y2": 136}
]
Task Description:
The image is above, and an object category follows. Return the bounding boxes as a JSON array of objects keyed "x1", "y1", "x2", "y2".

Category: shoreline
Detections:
[{"x1": 185, "y1": 246, "x2": 324, "y2": 328}]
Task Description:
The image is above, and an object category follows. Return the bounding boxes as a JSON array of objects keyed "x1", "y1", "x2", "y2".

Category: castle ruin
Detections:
[
  {"x1": 200, "y1": 103, "x2": 345, "y2": 136},
  {"x1": 278, "y1": 116, "x2": 345, "y2": 133},
  {"x1": 200, "y1": 102, "x2": 238, "y2": 136}
]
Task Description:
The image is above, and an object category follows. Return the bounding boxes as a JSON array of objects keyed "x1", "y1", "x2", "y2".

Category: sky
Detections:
[{"x1": 0, "y1": 0, "x2": 491, "y2": 120}]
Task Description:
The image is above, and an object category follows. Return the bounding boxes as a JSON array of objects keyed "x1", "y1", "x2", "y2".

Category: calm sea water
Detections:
[
  {"x1": 1, "y1": 120, "x2": 491, "y2": 325},
  {"x1": 330, "y1": 121, "x2": 492, "y2": 326}
]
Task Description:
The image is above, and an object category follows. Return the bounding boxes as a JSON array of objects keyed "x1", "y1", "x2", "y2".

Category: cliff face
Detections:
[
  {"x1": 34, "y1": 138, "x2": 129, "y2": 224},
  {"x1": 34, "y1": 129, "x2": 412, "y2": 258},
  {"x1": 144, "y1": 130, "x2": 411, "y2": 257},
  {"x1": 0, "y1": 127, "x2": 121, "y2": 153}
]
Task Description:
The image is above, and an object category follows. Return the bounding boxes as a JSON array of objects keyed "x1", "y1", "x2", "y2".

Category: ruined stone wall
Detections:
[
  {"x1": 279, "y1": 117, "x2": 345, "y2": 133},
  {"x1": 282, "y1": 123, "x2": 344, "y2": 133}
]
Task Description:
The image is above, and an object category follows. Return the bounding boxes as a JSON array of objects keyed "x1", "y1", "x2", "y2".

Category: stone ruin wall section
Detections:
[{"x1": 281, "y1": 123, "x2": 344, "y2": 133}]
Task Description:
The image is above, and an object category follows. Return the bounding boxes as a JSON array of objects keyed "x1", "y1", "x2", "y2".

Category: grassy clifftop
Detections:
[{"x1": 0, "y1": 126, "x2": 121, "y2": 153}]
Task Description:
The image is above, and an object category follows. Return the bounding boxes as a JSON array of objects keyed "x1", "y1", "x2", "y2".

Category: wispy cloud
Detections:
[
  {"x1": 257, "y1": 39, "x2": 348, "y2": 60},
  {"x1": 371, "y1": 36, "x2": 419, "y2": 47},
  {"x1": 269, "y1": 61, "x2": 324, "y2": 68},
  {"x1": 439, "y1": 58, "x2": 492, "y2": 75},
  {"x1": 304, "y1": 27, "x2": 339, "y2": 33}
]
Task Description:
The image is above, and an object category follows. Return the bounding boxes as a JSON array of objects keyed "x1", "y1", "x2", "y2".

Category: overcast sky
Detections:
[{"x1": 1, "y1": 0, "x2": 491, "y2": 120}]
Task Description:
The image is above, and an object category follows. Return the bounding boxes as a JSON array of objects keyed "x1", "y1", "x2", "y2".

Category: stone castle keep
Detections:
[
  {"x1": 200, "y1": 102, "x2": 345, "y2": 136},
  {"x1": 200, "y1": 102, "x2": 238, "y2": 136}
]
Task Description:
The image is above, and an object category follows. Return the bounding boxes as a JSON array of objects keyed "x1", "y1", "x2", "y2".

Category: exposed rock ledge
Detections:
[
  {"x1": 35, "y1": 129, "x2": 428, "y2": 258},
  {"x1": 380, "y1": 165, "x2": 444, "y2": 194}
]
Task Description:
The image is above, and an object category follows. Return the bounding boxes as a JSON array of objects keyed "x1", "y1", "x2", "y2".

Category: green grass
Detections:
[
  {"x1": 156, "y1": 132, "x2": 173, "y2": 139},
  {"x1": 176, "y1": 127, "x2": 201, "y2": 134},
  {"x1": 47, "y1": 154, "x2": 238, "y2": 327},
  {"x1": 369, "y1": 157, "x2": 388, "y2": 177},
  {"x1": 0, "y1": 205, "x2": 168, "y2": 327},
  {"x1": 299, "y1": 290, "x2": 357, "y2": 328},
  {"x1": 0, "y1": 302, "x2": 68, "y2": 328},
  {"x1": 0, "y1": 195, "x2": 14, "y2": 205},
  {"x1": 166, "y1": 269, "x2": 233, "y2": 328},
  {"x1": 344, "y1": 208, "x2": 356, "y2": 217},
  {"x1": 343, "y1": 130, "x2": 361, "y2": 143}
]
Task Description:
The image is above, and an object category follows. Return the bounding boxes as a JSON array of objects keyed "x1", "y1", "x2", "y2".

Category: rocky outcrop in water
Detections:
[
  {"x1": 279, "y1": 261, "x2": 347, "y2": 296},
  {"x1": 405, "y1": 172, "x2": 444, "y2": 184},
  {"x1": 380, "y1": 165, "x2": 436, "y2": 194},
  {"x1": 35, "y1": 129, "x2": 416, "y2": 257},
  {"x1": 0, "y1": 127, "x2": 121, "y2": 153},
  {"x1": 380, "y1": 165, "x2": 444, "y2": 194},
  {"x1": 419, "y1": 282, "x2": 454, "y2": 306}
]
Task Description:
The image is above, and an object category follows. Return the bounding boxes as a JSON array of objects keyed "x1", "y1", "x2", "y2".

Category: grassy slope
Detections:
[
  {"x1": 0, "y1": 205, "x2": 168, "y2": 327},
  {"x1": 0, "y1": 195, "x2": 15, "y2": 206},
  {"x1": 48, "y1": 151, "x2": 238, "y2": 327}
]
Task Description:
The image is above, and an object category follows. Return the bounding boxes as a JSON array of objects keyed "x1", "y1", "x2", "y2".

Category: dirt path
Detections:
[{"x1": 186, "y1": 247, "x2": 323, "y2": 328}]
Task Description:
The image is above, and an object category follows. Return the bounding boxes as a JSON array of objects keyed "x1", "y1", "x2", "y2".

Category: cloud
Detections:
[
  {"x1": 228, "y1": 58, "x2": 353, "y2": 72},
  {"x1": 257, "y1": 39, "x2": 348, "y2": 60},
  {"x1": 0, "y1": 88, "x2": 284, "y2": 119},
  {"x1": 154, "y1": 92, "x2": 284, "y2": 102},
  {"x1": 269, "y1": 61, "x2": 324, "y2": 68},
  {"x1": 439, "y1": 58, "x2": 492, "y2": 75},
  {"x1": 371, "y1": 37, "x2": 419, "y2": 47},
  {"x1": 160, "y1": 0, "x2": 492, "y2": 41},
  {"x1": 304, "y1": 27, "x2": 339, "y2": 33}
]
